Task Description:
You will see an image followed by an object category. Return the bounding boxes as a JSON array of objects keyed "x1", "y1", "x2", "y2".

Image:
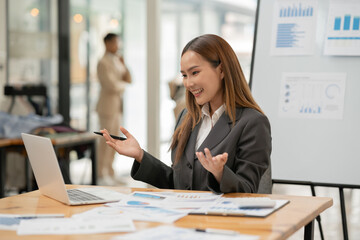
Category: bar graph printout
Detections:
[
  {"x1": 278, "y1": 72, "x2": 346, "y2": 119},
  {"x1": 324, "y1": 0, "x2": 360, "y2": 55},
  {"x1": 271, "y1": 0, "x2": 318, "y2": 55}
]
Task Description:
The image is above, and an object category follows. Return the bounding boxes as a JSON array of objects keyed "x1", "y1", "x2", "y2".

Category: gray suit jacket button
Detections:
[{"x1": 186, "y1": 162, "x2": 192, "y2": 169}]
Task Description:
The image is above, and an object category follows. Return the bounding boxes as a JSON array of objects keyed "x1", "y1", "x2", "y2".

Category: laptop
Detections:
[{"x1": 21, "y1": 133, "x2": 124, "y2": 205}]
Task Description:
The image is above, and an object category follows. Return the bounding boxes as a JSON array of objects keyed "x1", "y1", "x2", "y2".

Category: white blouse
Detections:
[{"x1": 195, "y1": 103, "x2": 226, "y2": 151}]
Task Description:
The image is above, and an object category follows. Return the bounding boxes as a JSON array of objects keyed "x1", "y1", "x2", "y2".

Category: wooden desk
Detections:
[
  {"x1": 0, "y1": 185, "x2": 333, "y2": 240},
  {"x1": 0, "y1": 133, "x2": 98, "y2": 198}
]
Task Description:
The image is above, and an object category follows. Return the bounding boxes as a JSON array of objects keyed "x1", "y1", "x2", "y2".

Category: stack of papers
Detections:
[
  {"x1": 190, "y1": 197, "x2": 289, "y2": 217},
  {"x1": 1, "y1": 191, "x2": 289, "y2": 236},
  {"x1": 104, "y1": 191, "x2": 222, "y2": 222},
  {"x1": 106, "y1": 191, "x2": 222, "y2": 209}
]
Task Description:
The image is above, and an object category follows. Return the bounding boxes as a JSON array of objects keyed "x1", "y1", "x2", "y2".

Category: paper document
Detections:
[
  {"x1": 106, "y1": 191, "x2": 222, "y2": 214},
  {"x1": 324, "y1": 0, "x2": 360, "y2": 56},
  {"x1": 17, "y1": 216, "x2": 135, "y2": 235},
  {"x1": 107, "y1": 205, "x2": 187, "y2": 223},
  {"x1": 71, "y1": 206, "x2": 126, "y2": 219},
  {"x1": 153, "y1": 191, "x2": 222, "y2": 201},
  {"x1": 73, "y1": 205, "x2": 187, "y2": 224},
  {"x1": 190, "y1": 198, "x2": 289, "y2": 217},
  {"x1": 112, "y1": 225, "x2": 259, "y2": 240},
  {"x1": 270, "y1": 0, "x2": 318, "y2": 55},
  {"x1": 0, "y1": 214, "x2": 64, "y2": 231},
  {"x1": 104, "y1": 191, "x2": 224, "y2": 223}
]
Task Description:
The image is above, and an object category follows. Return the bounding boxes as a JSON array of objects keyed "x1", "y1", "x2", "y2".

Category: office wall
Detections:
[{"x1": 252, "y1": 0, "x2": 360, "y2": 185}]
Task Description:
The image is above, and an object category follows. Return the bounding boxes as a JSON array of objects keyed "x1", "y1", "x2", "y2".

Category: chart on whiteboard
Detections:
[
  {"x1": 278, "y1": 72, "x2": 346, "y2": 119},
  {"x1": 270, "y1": 0, "x2": 318, "y2": 55},
  {"x1": 324, "y1": 0, "x2": 360, "y2": 56}
]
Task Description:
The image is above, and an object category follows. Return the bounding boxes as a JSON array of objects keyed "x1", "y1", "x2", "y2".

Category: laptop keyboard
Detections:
[{"x1": 67, "y1": 189, "x2": 104, "y2": 202}]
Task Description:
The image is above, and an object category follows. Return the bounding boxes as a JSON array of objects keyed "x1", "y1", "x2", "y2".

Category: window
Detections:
[
  {"x1": 6, "y1": 0, "x2": 58, "y2": 115},
  {"x1": 69, "y1": 0, "x2": 147, "y2": 151}
]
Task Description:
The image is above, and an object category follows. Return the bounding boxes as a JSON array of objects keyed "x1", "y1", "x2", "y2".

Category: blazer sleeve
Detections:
[
  {"x1": 130, "y1": 151, "x2": 174, "y2": 189},
  {"x1": 130, "y1": 108, "x2": 187, "y2": 189},
  {"x1": 207, "y1": 113, "x2": 272, "y2": 193}
]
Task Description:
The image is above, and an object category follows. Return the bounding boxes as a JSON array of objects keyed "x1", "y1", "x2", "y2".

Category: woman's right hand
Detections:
[{"x1": 101, "y1": 127, "x2": 144, "y2": 162}]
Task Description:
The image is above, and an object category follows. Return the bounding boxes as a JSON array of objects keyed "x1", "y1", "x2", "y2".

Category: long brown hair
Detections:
[{"x1": 170, "y1": 34, "x2": 263, "y2": 164}]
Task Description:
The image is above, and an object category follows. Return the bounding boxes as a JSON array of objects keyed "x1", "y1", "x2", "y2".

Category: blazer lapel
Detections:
[
  {"x1": 197, "y1": 107, "x2": 244, "y2": 152},
  {"x1": 185, "y1": 119, "x2": 202, "y2": 166},
  {"x1": 183, "y1": 107, "x2": 244, "y2": 163}
]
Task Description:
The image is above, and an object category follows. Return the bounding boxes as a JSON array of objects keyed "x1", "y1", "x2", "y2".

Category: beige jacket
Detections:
[{"x1": 96, "y1": 52, "x2": 131, "y2": 116}]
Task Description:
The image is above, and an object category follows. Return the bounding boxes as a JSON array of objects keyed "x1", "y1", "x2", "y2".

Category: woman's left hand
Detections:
[{"x1": 196, "y1": 148, "x2": 228, "y2": 183}]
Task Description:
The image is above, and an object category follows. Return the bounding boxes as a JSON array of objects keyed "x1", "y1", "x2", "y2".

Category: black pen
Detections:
[
  {"x1": 195, "y1": 228, "x2": 238, "y2": 235},
  {"x1": 189, "y1": 211, "x2": 245, "y2": 217},
  {"x1": 93, "y1": 131, "x2": 127, "y2": 141}
]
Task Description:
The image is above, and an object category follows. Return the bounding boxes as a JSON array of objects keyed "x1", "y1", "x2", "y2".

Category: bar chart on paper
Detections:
[
  {"x1": 271, "y1": 0, "x2": 318, "y2": 55},
  {"x1": 324, "y1": 0, "x2": 360, "y2": 55},
  {"x1": 279, "y1": 3, "x2": 314, "y2": 18},
  {"x1": 333, "y1": 15, "x2": 360, "y2": 31}
]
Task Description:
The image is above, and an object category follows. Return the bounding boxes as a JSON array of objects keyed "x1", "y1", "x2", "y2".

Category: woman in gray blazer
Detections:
[{"x1": 101, "y1": 34, "x2": 271, "y2": 194}]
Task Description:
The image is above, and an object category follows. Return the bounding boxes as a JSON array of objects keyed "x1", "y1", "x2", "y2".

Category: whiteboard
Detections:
[{"x1": 251, "y1": 0, "x2": 360, "y2": 185}]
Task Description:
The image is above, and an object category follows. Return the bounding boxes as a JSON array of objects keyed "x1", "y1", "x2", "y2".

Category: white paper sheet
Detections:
[
  {"x1": 324, "y1": 0, "x2": 360, "y2": 56},
  {"x1": 112, "y1": 226, "x2": 259, "y2": 240},
  {"x1": 72, "y1": 205, "x2": 187, "y2": 224},
  {"x1": 71, "y1": 206, "x2": 127, "y2": 219},
  {"x1": 190, "y1": 199, "x2": 289, "y2": 217},
  {"x1": 106, "y1": 206, "x2": 188, "y2": 223},
  {"x1": 17, "y1": 216, "x2": 135, "y2": 235},
  {"x1": 153, "y1": 191, "x2": 222, "y2": 202},
  {"x1": 0, "y1": 214, "x2": 64, "y2": 231},
  {"x1": 106, "y1": 191, "x2": 222, "y2": 212},
  {"x1": 270, "y1": 0, "x2": 318, "y2": 55}
]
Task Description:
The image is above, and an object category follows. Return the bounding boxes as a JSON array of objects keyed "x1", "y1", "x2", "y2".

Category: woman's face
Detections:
[{"x1": 180, "y1": 50, "x2": 224, "y2": 113}]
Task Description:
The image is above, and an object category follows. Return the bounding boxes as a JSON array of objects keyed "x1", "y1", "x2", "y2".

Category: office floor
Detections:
[{"x1": 69, "y1": 157, "x2": 359, "y2": 240}]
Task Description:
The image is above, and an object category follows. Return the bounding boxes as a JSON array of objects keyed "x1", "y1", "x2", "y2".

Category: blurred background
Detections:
[
  {"x1": 0, "y1": 1, "x2": 358, "y2": 239},
  {"x1": 0, "y1": 0, "x2": 257, "y2": 170}
]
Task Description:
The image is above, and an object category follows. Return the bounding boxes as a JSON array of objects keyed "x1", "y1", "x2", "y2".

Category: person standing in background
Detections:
[
  {"x1": 96, "y1": 33, "x2": 132, "y2": 185},
  {"x1": 168, "y1": 74, "x2": 186, "y2": 120}
]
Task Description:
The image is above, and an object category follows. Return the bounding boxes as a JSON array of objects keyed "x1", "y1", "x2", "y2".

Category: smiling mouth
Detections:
[{"x1": 191, "y1": 88, "x2": 204, "y2": 97}]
